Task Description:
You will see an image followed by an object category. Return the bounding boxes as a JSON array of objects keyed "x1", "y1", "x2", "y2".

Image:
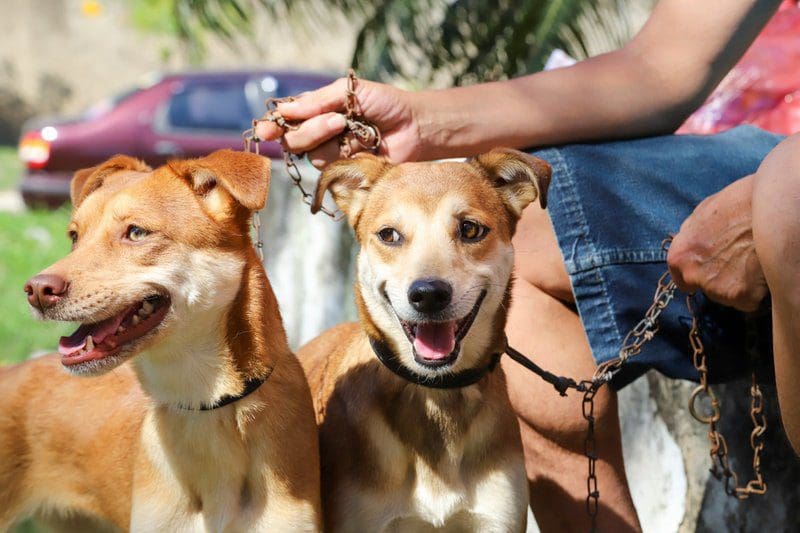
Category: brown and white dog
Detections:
[
  {"x1": 0, "y1": 150, "x2": 321, "y2": 531},
  {"x1": 298, "y1": 149, "x2": 551, "y2": 532}
]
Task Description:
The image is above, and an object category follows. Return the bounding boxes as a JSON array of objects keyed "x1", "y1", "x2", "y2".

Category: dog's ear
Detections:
[
  {"x1": 312, "y1": 153, "x2": 392, "y2": 224},
  {"x1": 471, "y1": 148, "x2": 551, "y2": 216},
  {"x1": 71, "y1": 155, "x2": 151, "y2": 207},
  {"x1": 179, "y1": 149, "x2": 270, "y2": 216}
]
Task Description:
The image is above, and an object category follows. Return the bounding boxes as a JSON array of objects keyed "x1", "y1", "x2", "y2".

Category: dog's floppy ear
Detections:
[
  {"x1": 179, "y1": 149, "x2": 270, "y2": 215},
  {"x1": 471, "y1": 148, "x2": 552, "y2": 216},
  {"x1": 70, "y1": 155, "x2": 151, "y2": 207},
  {"x1": 312, "y1": 153, "x2": 392, "y2": 224}
]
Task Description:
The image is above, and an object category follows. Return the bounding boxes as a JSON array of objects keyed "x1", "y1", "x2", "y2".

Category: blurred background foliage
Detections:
[
  {"x1": 171, "y1": 0, "x2": 655, "y2": 86},
  {"x1": 0, "y1": 146, "x2": 72, "y2": 366}
]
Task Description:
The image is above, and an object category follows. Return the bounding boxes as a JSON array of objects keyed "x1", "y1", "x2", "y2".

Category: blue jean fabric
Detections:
[{"x1": 533, "y1": 126, "x2": 783, "y2": 389}]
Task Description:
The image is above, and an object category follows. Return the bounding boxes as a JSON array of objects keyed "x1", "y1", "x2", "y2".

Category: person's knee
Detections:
[
  {"x1": 753, "y1": 133, "x2": 800, "y2": 302},
  {"x1": 512, "y1": 205, "x2": 573, "y2": 302}
]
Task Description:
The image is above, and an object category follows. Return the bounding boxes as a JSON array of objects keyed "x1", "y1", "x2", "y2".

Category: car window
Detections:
[
  {"x1": 280, "y1": 79, "x2": 330, "y2": 98},
  {"x1": 245, "y1": 75, "x2": 279, "y2": 116},
  {"x1": 165, "y1": 82, "x2": 252, "y2": 133},
  {"x1": 84, "y1": 86, "x2": 142, "y2": 120},
  {"x1": 245, "y1": 75, "x2": 335, "y2": 113}
]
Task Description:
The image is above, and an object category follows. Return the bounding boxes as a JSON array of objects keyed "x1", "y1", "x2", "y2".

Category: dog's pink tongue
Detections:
[
  {"x1": 413, "y1": 321, "x2": 457, "y2": 360},
  {"x1": 58, "y1": 324, "x2": 91, "y2": 356},
  {"x1": 57, "y1": 313, "x2": 126, "y2": 356}
]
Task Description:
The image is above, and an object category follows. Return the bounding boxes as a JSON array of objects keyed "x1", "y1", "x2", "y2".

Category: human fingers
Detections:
[
  {"x1": 306, "y1": 135, "x2": 373, "y2": 169},
  {"x1": 281, "y1": 113, "x2": 347, "y2": 153},
  {"x1": 253, "y1": 119, "x2": 285, "y2": 142},
  {"x1": 666, "y1": 234, "x2": 698, "y2": 295},
  {"x1": 306, "y1": 140, "x2": 343, "y2": 169},
  {"x1": 276, "y1": 78, "x2": 349, "y2": 120}
]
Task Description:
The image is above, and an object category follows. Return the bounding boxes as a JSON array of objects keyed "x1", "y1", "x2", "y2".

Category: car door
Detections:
[{"x1": 146, "y1": 77, "x2": 255, "y2": 163}]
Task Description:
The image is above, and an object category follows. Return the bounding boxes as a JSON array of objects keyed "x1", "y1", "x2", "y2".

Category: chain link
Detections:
[
  {"x1": 508, "y1": 234, "x2": 770, "y2": 530},
  {"x1": 582, "y1": 381, "x2": 602, "y2": 532},
  {"x1": 243, "y1": 69, "x2": 381, "y2": 222},
  {"x1": 686, "y1": 295, "x2": 768, "y2": 499},
  {"x1": 593, "y1": 239, "x2": 677, "y2": 384}
]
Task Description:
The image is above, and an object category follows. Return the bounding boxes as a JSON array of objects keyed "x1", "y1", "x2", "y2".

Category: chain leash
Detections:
[
  {"x1": 242, "y1": 69, "x2": 381, "y2": 225},
  {"x1": 686, "y1": 295, "x2": 768, "y2": 499},
  {"x1": 582, "y1": 381, "x2": 602, "y2": 532},
  {"x1": 506, "y1": 237, "x2": 769, "y2": 530}
]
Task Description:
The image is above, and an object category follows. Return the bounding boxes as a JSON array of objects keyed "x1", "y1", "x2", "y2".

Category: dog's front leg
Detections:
[{"x1": 467, "y1": 455, "x2": 529, "y2": 533}]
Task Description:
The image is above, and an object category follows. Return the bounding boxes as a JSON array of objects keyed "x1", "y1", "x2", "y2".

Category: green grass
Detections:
[
  {"x1": 0, "y1": 145, "x2": 22, "y2": 191},
  {"x1": 0, "y1": 207, "x2": 74, "y2": 365}
]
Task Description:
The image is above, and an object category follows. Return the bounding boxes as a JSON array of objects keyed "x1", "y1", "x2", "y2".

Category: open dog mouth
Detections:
[
  {"x1": 398, "y1": 290, "x2": 487, "y2": 368},
  {"x1": 58, "y1": 294, "x2": 171, "y2": 367}
]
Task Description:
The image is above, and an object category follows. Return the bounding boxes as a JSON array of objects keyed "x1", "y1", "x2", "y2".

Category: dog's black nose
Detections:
[
  {"x1": 24, "y1": 273, "x2": 69, "y2": 311},
  {"x1": 408, "y1": 279, "x2": 452, "y2": 313}
]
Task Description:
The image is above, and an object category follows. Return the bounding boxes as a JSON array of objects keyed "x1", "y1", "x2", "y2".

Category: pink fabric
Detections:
[{"x1": 678, "y1": 0, "x2": 800, "y2": 135}]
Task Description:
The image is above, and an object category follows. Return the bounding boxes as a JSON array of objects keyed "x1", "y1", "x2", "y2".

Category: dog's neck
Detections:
[{"x1": 134, "y1": 253, "x2": 287, "y2": 410}]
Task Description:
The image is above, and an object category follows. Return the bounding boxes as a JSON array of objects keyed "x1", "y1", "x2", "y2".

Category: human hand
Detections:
[
  {"x1": 667, "y1": 175, "x2": 768, "y2": 312},
  {"x1": 254, "y1": 77, "x2": 423, "y2": 169}
]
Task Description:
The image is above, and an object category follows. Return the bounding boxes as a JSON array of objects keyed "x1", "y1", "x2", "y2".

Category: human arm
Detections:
[
  {"x1": 255, "y1": 0, "x2": 781, "y2": 167},
  {"x1": 667, "y1": 133, "x2": 800, "y2": 311},
  {"x1": 667, "y1": 173, "x2": 767, "y2": 311}
]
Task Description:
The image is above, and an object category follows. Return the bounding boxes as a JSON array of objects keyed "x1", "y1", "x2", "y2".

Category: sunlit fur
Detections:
[
  {"x1": 0, "y1": 151, "x2": 321, "y2": 531},
  {"x1": 299, "y1": 149, "x2": 550, "y2": 531}
]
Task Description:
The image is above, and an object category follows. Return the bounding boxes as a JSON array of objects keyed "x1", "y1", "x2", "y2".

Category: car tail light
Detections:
[{"x1": 19, "y1": 131, "x2": 51, "y2": 169}]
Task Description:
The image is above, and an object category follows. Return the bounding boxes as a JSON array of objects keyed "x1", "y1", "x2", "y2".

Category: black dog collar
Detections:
[
  {"x1": 180, "y1": 368, "x2": 273, "y2": 411},
  {"x1": 369, "y1": 338, "x2": 500, "y2": 389}
]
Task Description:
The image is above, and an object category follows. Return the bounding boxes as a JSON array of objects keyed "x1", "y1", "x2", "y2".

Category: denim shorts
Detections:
[{"x1": 533, "y1": 126, "x2": 783, "y2": 389}]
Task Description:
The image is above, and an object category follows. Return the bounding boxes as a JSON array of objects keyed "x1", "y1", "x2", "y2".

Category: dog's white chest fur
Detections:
[
  {"x1": 408, "y1": 453, "x2": 468, "y2": 525},
  {"x1": 348, "y1": 389, "x2": 527, "y2": 532}
]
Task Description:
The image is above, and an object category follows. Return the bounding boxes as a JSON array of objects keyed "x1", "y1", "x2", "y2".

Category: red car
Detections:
[{"x1": 18, "y1": 70, "x2": 335, "y2": 207}]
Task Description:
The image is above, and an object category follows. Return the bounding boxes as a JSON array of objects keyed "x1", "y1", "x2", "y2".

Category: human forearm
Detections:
[
  {"x1": 254, "y1": 0, "x2": 780, "y2": 167},
  {"x1": 412, "y1": 0, "x2": 781, "y2": 160},
  {"x1": 411, "y1": 49, "x2": 686, "y2": 160}
]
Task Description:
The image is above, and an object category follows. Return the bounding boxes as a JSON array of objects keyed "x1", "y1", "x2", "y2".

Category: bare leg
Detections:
[
  {"x1": 752, "y1": 133, "x2": 800, "y2": 453},
  {"x1": 504, "y1": 205, "x2": 640, "y2": 531}
]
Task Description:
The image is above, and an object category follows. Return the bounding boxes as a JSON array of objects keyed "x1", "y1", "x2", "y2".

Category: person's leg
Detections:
[
  {"x1": 504, "y1": 204, "x2": 641, "y2": 531},
  {"x1": 752, "y1": 133, "x2": 800, "y2": 453}
]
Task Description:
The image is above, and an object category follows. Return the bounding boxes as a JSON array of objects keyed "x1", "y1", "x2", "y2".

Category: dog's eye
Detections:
[
  {"x1": 458, "y1": 220, "x2": 488, "y2": 243},
  {"x1": 377, "y1": 227, "x2": 402, "y2": 245},
  {"x1": 126, "y1": 225, "x2": 150, "y2": 242}
]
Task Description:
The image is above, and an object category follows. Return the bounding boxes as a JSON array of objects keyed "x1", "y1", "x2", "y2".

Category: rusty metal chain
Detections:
[
  {"x1": 503, "y1": 345, "x2": 603, "y2": 530},
  {"x1": 686, "y1": 295, "x2": 768, "y2": 499},
  {"x1": 242, "y1": 69, "x2": 381, "y2": 223},
  {"x1": 582, "y1": 381, "x2": 602, "y2": 532},
  {"x1": 593, "y1": 240, "x2": 678, "y2": 384},
  {"x1": 507, "y1": 236, "x2": 771, "y2": 531},
  {"x1": 340, "y1": 70, "x2": 381, "y2": 157}
]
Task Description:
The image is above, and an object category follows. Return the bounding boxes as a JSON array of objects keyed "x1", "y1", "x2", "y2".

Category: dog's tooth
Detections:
[
  {"x1": 131, "y1": 315, "x2": 140, "y2": 326},
  {"x1": 117, "y1": 325, "x2": 126, "y2": 334},
  {"x1": 86, "y1": 335, "x2": 94, "y2": 351},
  {"x1": 138, "y1": 308, "x2": 149, "y2": 318},
  {"x1": 142, "y1": 300, "x2": 154, "y2": 314}
]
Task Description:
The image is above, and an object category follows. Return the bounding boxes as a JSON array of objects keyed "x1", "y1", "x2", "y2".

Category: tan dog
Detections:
[
  {"x1": 298, "y1": 149, "x2": 551, "y2": 532},
  {"x1": 0, "y1": 150, "x2": 321, "y2": 531}
]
